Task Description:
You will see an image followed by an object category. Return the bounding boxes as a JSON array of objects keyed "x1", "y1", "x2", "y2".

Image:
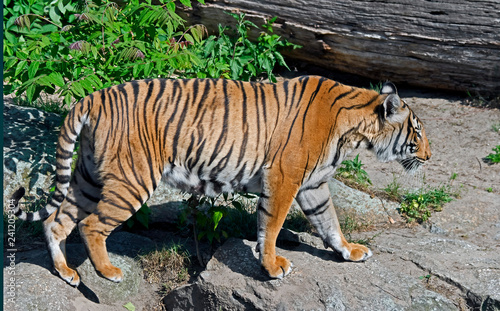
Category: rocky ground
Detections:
[{"x1": 3, "y1": 73, "x2": 500, "y2": 310}]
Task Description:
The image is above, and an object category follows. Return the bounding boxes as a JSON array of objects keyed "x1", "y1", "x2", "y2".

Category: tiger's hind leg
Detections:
[
  {"x1": 44, "y1": 177, "x2": 100, "y2": 286},
  {"x1": 78, "y1": 181, "x2": 155, "y2": 283},
  {"x1": 45, "y1": 143, "x2": 102, "y2": 287},
  {"x1": 296, "y1": 182, "x2": 372, "y2": 261}
]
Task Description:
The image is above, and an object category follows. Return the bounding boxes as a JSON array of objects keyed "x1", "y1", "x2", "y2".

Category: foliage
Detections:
[
  {"x1": 383, "y1": 176, "x2": 403, "y2": 202},
  {"x1": 399, "y1": 185, "x2": 457, "y2": 223},
  {"x1": 399, "y1": 195, "x2": 432, "y2": 223},
  {"x1": 335, "y1": 154, "x2": 372, "y2": 188},
  {"x1": 4, "y1": 0, "x2": 299, "y2": 108},
  {"x1": 369, "y1": 81, "x2": 383, "y2": 93},
  {"x1": 485, "y1": 145, "x2": 500, "y2": 164},
  {"x1": 193, "y1": 13, "x2": 300, "y2": 82},
  {"x1": 4, "y1": 0, "x2": 203, "y2": 105},
  {"x1": 179, "y1": 192, "x2": 258, "y2": 244}
]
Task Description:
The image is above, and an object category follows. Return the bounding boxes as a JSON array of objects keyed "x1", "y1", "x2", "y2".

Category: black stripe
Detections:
[
  {"x1": 300, "y1": 181, "x2": 326, "y2": 192},
  {"x1": 303, "y1": 199, "x2": 330, "y2": 216},
  {"x1": 38, "y1": 208, "x2": 51, "y2": 220},
  {"x1": 81, "y1": 189, "x2": 101, "y2": 203},
  {"x1": 300, "y1": 78, "x2": 325, "y2": 142},
  {"x1": 56, "y1": 174, "x2": 71, "y2": 184},
  {"x1": 257, "y1": 201, "x2": 273, "y2": 217},
  {"x1": 330, "y1": 89, "x2": 355, "y2": 109}
]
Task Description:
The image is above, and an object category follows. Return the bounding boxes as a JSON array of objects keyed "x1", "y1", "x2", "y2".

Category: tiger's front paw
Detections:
[
  {"x1": 346, "y1": 243, "x2": 372, "y2": 262},
  {"x1": 262, "y1": 255, "x2": 293, "y2": 279},
  {"x1": 57, "y1": 266, "x2": 81, "y2": 287}
]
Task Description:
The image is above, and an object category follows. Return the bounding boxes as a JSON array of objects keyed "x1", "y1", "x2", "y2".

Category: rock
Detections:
[
  {"x1": 3, "y1": 232, "x2": 157, "y2": 311},
  {"x1": 164, "y1": 236, "x2": 457, "y2": 311},
  {"x1": 374, "y1": 228, "x2": 500, "y2": 310},
  {"x1": 328, "y1": 179, "x2": 401, "y2": 225},
  {"x1": 3, "y1": 103, "x2": 62, "y2": 201}
]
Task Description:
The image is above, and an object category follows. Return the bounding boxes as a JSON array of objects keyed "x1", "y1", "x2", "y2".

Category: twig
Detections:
[{"x1": 476, "y1": 157, "x2": 482, "y2": 171}]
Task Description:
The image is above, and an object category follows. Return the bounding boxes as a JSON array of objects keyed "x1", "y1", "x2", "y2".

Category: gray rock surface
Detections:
[
  {"x1": 164, "y1": 236, "x2": 460, "y2": 311},
  {"x1": 328, "y1": 178, "x2": 401, "y2": 224},
  {"x1": 3, "y1": 103, "x2": 62, "y2": 201},
  {"x1": 3, "y1": 232, "x2": 157, "y2": 311}
]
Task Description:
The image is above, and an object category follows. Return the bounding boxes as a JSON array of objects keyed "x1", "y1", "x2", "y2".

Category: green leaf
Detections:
[
  {"x1": 26, "y1": 84, "x2": 36, "y2": 103},
  {"x1": 166, "y1": 1, "x2": 176, "y2": 13},
  {"x1": 14, "y1": 60, "x2": 28, "y2": 77},
  {"x1": 28, "y1": 61, "x2": 40, "y2": 79},
  {"x1": 212, "y1": 211, "x2": 223, "y2": 230},
  {"x1": 4, "y1": 58, "x2": 18, "y2": 72},
  {"x1": 136, "y1": 211, "x2": 149, "y2": 229},
  {"x1": 123, "y1": 302, "x2": 136, "y2": 311},
  {"x1": 179, "y1": 0, "x2": 192, "y2": 7},
  {"x1": 48, "y1": 72, "x2": 65, "y2": 87},
  {"x1": 49, "y1": 7, "x2": 62, "y2": 25},
  {"x1": 71, "y1": 81, "x2": 86, "y2": 97},
  {"x1": 37, "y1": 75, "x2": 53, "y2": 87},
  {"x1": 57, "y1": 0, "x2": 66, "y2": 14},
  {"x1": 81, "y1": 77, "x2": 95, "y2": 94}
]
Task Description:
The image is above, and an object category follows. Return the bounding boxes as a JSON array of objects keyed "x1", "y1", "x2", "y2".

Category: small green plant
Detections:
[
  {"x1": 400, "y1": 185, "x2": 457, "y2": 223},
  {"x1": 383, "y1": 176, "x2": 403, "y2": 202},
  {"x1": 449, "y1": 172, "x2": 458, "y2": 181},
  {"x1": 486, "y1": 187, "x2": 493, "y2": 193},
  {"x1": 335, "y1": 154, "x2": 372, "y2": 189},
  {"x1": 485, "y1": 145, "x2": 500, "y2": 164},
  {"x1": 179, "y1": 192, "x2": 257, "y2": 244},
  {"x1": 399, "y1": 195, "x2": 432, "y2": 223},
  {"x1": 369, "y1": 81, "x2": 383, "y2": 93},
  {"x1": 492, "y1": 122, "x2": 500, "y2": 133}
]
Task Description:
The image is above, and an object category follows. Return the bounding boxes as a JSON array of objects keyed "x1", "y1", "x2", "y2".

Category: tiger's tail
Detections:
[{"x1": 12, "y1": 98, "x2": 90, "y2": 222}]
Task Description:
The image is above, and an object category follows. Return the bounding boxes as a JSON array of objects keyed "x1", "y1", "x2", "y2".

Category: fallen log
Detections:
[{"x1": 182, "y1": 0, "x2": 500, "y2": 94}]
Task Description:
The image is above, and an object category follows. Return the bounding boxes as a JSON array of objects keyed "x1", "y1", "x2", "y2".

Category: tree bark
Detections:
[{"x1": 182, "y1": 0, "x2": 500, "y2": 94}]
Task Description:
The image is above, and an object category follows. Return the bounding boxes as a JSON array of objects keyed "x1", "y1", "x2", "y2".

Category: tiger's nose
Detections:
[{"x1": 425, "y1": 150, "x2": 431, "y2": 161}]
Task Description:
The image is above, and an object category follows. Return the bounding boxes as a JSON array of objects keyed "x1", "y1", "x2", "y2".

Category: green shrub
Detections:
[
  {"x1": 485, "y1": 145, "x2": 500, "y2": 164},
  {"x1": 4, "y1": 0, "x2": 299, "y2": 107}
]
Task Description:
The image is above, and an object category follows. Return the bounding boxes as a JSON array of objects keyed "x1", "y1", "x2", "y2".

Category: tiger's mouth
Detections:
[{"x1": 398, "y1": 157, "x2": 425, "y2": 173}]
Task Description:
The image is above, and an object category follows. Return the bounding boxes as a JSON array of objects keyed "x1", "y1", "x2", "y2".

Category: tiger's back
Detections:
[{"x1": 13, "y1": 75, "x2": 430, "y2": 286}]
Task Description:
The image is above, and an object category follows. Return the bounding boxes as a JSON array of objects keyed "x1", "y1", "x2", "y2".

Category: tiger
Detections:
[{"x1": 11, "y1": 76, "x2": 431, "y2": 287}]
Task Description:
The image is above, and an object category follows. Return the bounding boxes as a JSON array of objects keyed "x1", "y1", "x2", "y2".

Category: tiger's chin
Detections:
[{"x1": 398, "y1": 157, "x2": 424, "y2": 174}]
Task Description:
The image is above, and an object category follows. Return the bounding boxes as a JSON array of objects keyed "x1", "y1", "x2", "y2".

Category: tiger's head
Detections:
[{"x1": 369, "y1": 82, "x2": 431, "y2": 173}]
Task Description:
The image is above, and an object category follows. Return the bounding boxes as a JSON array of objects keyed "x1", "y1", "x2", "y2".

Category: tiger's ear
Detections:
[
  {"x1": 380, "y1": 82, "x2": 397, "y2": 95},
  {"x1": 382, "y1": 94, "x2": 401, "y2": 119},
  {"x1": 380, "y1": 82, "x2": 401, "y2": 119}
]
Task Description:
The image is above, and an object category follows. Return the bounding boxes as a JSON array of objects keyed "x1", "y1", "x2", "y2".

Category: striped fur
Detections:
[{"x1": 13, "y1": 76, "x2": 430, "y2": 286}]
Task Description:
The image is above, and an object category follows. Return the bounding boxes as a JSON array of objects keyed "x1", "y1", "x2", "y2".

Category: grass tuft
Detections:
[{"x1": 139, "y1": 244, "x2": 191, "y2": 294}]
